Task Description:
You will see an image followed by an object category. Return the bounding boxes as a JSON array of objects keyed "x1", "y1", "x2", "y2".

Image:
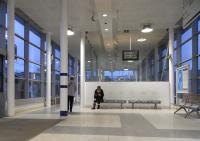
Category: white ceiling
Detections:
[{"x1": 15, "y1": 0, "x2": 183, "y2": 70}]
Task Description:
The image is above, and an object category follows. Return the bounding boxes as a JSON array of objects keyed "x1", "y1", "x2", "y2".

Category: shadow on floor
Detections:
[{"x1": 0, "y1": 118, "x2": 61, "y2": 141}]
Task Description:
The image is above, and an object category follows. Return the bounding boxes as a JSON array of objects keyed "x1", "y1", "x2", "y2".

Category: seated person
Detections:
[{"x1": 92, "y1": 86, "x2": 104, "y2": 109}]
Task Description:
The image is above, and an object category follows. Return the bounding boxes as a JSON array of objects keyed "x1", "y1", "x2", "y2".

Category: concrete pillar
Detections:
[
  {"x1": 60, "y1": 0, "x2": 68, "y2": 116},
  {"x1": 7, "y1": 0, "x2": 15, "y2": 117},
  {"x1": 169, "y1": 28, "x2": 175, "y2": 105},
  {"x1": 80, "y1": 32, "x2": 85, "y2": 108},
  {"x1": 46, "y1": 33, "x2": 52, "y2": 107}
]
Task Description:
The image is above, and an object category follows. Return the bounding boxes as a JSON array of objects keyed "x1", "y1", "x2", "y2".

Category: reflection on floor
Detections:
[{"x1": 0, "y1": 105, "x2": 200, "y2": 141}]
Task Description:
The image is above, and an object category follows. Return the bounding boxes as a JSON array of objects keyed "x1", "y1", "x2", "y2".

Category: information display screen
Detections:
[{"x1": 122, "y1": 50, "x2": 139, "y2": 61}]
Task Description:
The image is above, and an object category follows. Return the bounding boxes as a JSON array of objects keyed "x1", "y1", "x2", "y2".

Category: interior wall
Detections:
[{"x1": 85, "y1": 82, "x2": 170, "y2": 108}]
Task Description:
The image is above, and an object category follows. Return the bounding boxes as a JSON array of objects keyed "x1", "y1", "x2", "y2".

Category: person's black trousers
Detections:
[{"x1": 68, "y1": 96, "x2": 74, "y2": 112}]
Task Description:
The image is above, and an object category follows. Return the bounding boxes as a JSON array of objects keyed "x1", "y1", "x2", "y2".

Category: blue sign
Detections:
[{"x1": 177, "y1": 70, "x2": 183, "y2": 91}]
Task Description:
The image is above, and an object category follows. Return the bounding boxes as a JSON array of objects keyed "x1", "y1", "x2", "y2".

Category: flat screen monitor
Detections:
[{"x1": 122, "y1": 50, "x2": 139, "y2": 61}]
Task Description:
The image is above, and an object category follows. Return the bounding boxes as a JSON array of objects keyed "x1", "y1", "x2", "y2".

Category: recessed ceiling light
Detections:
[
  {"x1": 124, "y1": 68, "x2": 129, "y2": 71},
  {"x1": 88, "y1": 61, "x2": 91, "y2": 63},
  {"x1": 67, "y1": 29, "x2": 75, "y2": 36},
  {"x1": 141, "y1": 25, "x2": 153, "y2": 33},
  {"x1": 102, "y1": 14, "x2": 108, "y2": 17},
  {"x1": 127, "y1": 60, "x2": 134, "y2": 63},
  {"x1": 104, "y1": 28, "x2": 109, "y2": 31},
  {"x1": 137, "y1": 38, "x2": 147, "y2": 42}
]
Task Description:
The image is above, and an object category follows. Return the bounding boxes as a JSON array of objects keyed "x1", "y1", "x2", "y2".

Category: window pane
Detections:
[
  {"x1": 55, "y1": 59, "x2": 60, "y2": 71},
  {"x1": 55, "y1": 83, "x2": 60, "y2": 96},
  {"x1": 44, "y1": 53, "x2": 47, "y2": 66},
  {"x1": 29, "y1": 45, "x2": 40, "y2": 63},
  {"x1": 174, "y1": 50, "x2": 177, "y2": 65},
  {"x1": 14, "y1": 19, "x2": 24, "y2": 37},
  {"x1": 15, "y1": 79, "x2": 25, "y2": 99},
  {"x1": 15, "y1": 36, "x2": 24, "y2": 58},
  {"x1": 174, "y1": 40, "x2": 177, "y2": 49},
  {"x1": 29, "y1": 81, "x2": 41, "y2": 98},
  {"x1": 161, "y1": 48, "x2": 167, "y2": 58},
  {"x1": 55, "y1": 49, "x2": 60, "y2": 58},
  {"x1": 181, "y1": 28, "x2": 192, "y2": 43},
  {"x1": 29, "y1": 30, "x2": 41, "y2": 47},
  {"x1": 182, "y1": 60, "x2": 192, "y2": 70},
  {"x1": 181, "y1": 40, "x2": 192, "y2": 62},
  {"x1": 15, "y1": 58, "x2": 24, "y2": 78},
  {"x1": 198, "y1": 20, "x2": 200, "y2": 31},
  {"x1": 198, "y1": 34, "x2": 200, "y2": 55},
  {"x1": 198, "y1": 57, "x2": 200, "y2": 76},
  {"x1": 104, "y1": 71, "x2": 112, "y2": 81},
  {"x1": 29, "y1": 63, "x2": 40, "y2": 80},
  {"x1": 0, "y1": 56, "x2": 3, "y2": 92},
  {"x1": 55, "y1": 71, "x2": 60, "y2": 81}
]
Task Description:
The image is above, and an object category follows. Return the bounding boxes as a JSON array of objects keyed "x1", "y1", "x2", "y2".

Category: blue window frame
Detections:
[{"x1": 198, "y1": 20, "x2": 200, "y2": 31}]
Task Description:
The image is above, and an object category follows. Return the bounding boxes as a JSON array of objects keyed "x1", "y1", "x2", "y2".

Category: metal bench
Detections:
[
  {"x1": 103, "y1": 99, "x2": 126, "y2": 109},
  {"x1": 174, "y1": 94, "x2": 200, "y2": 118},
  {"x1": 128, "y1": 100, "x2": 161, "y2": 109}
]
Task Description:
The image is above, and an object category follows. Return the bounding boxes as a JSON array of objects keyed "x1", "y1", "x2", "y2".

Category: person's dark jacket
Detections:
[{"x1": 94, "y1": 89, "x2": 104, "y2": 102}]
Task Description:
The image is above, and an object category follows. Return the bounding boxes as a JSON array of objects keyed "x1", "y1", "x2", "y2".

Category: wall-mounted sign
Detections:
[
  {"x1": 176, "y1": 65, "x2": 190, "y2": 94},
  {"x1": 122, "y1": 50, "x2": 139, "y2": 61}
]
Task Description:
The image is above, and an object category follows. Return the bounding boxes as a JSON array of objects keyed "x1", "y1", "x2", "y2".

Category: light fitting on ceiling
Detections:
[
  {"x1": 124, "y1": 68, "x2": 129, "y2": 71},
  {"x1": 137, "y1": 38, "x2": 147, "y2": 42},
  {"x1": 141, "y1": 25, "x2": 153, "y2": 33},
  {"x1": 102, "y1": 14, "x2": 108, "y2": 17},
  {"x1": 87, "y1": 61, "x2": 91, "y2": 63},
  {"x1": 67, "y1": 28, "x2": 75, "y2": 36},
  {"x1": 127, "y1": 60, "x2": 134, "y2": 63},
  {"x1": 104, "y1": 28, "x2": 109, "y2": 31}
]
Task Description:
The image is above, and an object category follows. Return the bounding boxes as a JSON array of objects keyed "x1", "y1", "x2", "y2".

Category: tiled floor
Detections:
[{"x1": 1, "y1": 105, "x2": 200, "y2": 141}]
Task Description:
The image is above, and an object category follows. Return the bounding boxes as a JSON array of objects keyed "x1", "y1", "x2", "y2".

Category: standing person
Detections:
[
  {"x1": 68, "y1": 77, "x2": 77, "y2": 112},
  {"x1": 92, "y1": 86, "x2": 104, "y2": 109}
]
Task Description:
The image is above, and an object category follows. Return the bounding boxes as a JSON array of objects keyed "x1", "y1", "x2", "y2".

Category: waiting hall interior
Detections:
[{"x1": 0, "y1": 0, "x2": 200, "y2": 141}]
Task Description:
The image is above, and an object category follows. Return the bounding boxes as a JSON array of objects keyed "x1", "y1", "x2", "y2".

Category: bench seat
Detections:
[{"x1": 128, "y1": 100, "x2": 161, "y2": 109}]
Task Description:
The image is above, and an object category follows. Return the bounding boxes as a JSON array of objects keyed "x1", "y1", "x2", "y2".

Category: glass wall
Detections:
[
  {"x1": 103, "y1": 70, "x2": 136, "y2": 81},
  {"x1": 148, "y1": 50, "x2": 155, "y2": 81},
  {"x1": 14, "y1": 16, "x2": 25, "y2": 99},
  {"x1": 158, "y1": 45, "x2": 169, "y2": 81}
]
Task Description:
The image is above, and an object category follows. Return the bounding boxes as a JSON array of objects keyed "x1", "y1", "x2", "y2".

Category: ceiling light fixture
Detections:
[
  {"x1": 137, "y1": 38, "x2": 147, "y2": 42},
  {"x1": 88, "y1": 61, "x2": 91, "y2": 63},
  {"x1": 141, "y1": 25, "x2": 153, "y2": 33},
  {"x1": 67, "y1": 28, "x2": 75, "y2": 36},
  {"x1": 104, "y1": 28, "x2": 109, "y2": 31},
  {"x1": 128, "y1": 60, "x2": 134, "y2": 63},
  {"x1": 102, "y1": 14, "x2": 108, "y2": 17},
  {"x1": 124, "y1": 69, "x2": 129, "y2": 71}
]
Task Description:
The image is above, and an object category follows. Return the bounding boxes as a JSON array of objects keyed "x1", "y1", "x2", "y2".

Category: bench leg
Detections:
[
  {"x1": 174, "y1": 106, "x2": 187, "y2": 114},
  {"x1": 132, "y1": 103, "x2": 134, "y2": 109},
  {"x1": 154, "y1": 104, "x2": 157, "y2": 109}
]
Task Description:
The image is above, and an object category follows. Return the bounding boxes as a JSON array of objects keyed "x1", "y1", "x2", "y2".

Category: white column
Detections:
[
  {"x1": 46, "y1": 33, "x2": 52, "y2": 107},
  {"x1": 60, "y1": 0, "x2": 68, "y2": 116},
  {"x1": 80, "y1": 32, "x2": 85, "y2": 108},
  {"x1": 169, "y1": 28, "x2": 175, "y2": 106},
  {"x1": 7, "y1": 0, "x2": 15, "y2": 117}
]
